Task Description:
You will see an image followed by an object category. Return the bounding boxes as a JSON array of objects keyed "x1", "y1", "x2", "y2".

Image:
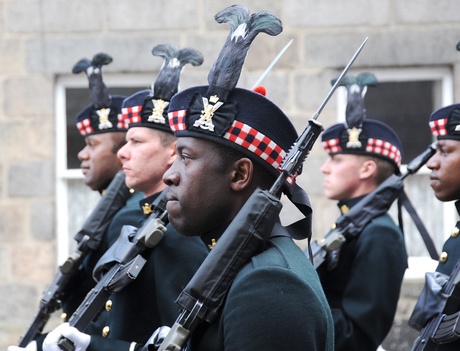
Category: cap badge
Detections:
[
  {"x1": 346, "y1": 127, "x2": 362, "y2": 148},
  {"x1": 97, "y1": 108, "x2": 113, "y2": 130},
  {"x1": 193, "y1": 95, "x2": 223, "y2": 132},
  {"x1": 148, "y1": 98, "x2": 168, "y2": 124}
]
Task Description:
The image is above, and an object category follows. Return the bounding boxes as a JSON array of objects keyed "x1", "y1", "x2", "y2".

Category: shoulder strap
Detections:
[{"x1": 397, "y1": 190, "x2": 439, "y2": 260}]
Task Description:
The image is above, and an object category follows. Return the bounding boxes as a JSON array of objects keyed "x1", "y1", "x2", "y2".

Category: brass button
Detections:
[
  {"x1": 440, "y1": 251, "x2": 448, "y2": 263},
  {"x1": 451, "y1": 227, "x2": 459, "y2": 238},
  {"x1": 331, "y1": 223, "x2": 337, "y2": 230},
  {"x1": 60, "y1": 313, "x2": 67, "y2": 323},
  {"x1": 102, "y1": 326, "x2": 110, "y2": 337},
  {"x1": 105, "y1": 299, "x2": 113, "y2": 311}
]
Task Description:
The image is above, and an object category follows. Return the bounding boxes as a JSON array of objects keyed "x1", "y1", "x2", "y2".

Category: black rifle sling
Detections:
[{"x1": 398, "y1": 190, "x2": 439, "y2": 260}]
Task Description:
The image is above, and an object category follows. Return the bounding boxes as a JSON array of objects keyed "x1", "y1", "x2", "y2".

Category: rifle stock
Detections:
[
  {"x1": 310, "y1": 142, "x2": 437, "y2": 269},
  {"x1": 18, "y1": 171, "x2": 130, "y2": 347}
]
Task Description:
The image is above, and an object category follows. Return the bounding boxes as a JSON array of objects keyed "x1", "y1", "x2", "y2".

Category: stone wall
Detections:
[{"x1": 1, "y1": 0, "x2": 460, "y2": 349}]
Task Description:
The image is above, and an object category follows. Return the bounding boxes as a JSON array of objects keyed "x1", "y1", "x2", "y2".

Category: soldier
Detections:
[
  {"x1": 408, "y1": 103, "x2": 460, "y2": 350},
  {"x1": 149, "y1": 5, "x2": 334, "y2": 350},
  {"x1": 63, "y1": 53, "x2": 145, "y2": 316},
  {"x1": 317, "y1": 73, "x2": 408, "y2": 350},
  {"x1": 40, "y1": 44, "x2": 209, "y2": 351},
  {"x1": 8, "y1": 53, "x2": 145, "y2": 351}
]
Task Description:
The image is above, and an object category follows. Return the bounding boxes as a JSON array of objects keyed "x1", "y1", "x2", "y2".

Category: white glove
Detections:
[
  {"x1": 145, "y1": 326, "x2": 171, "y2": 350},
  {"x1": 7, "y1": 341, "x2": 37, "y2": 351},
  {"x1": 43, "y1": 323, "x2": 91, "y2": 351}
]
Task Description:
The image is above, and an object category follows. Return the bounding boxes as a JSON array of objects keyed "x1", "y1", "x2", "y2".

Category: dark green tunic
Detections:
[
  {"x1": 189, "y1": 223, "x2": 334, "y2": 351},
  {"x1": 86, "y1": 192, "x2": 209, "y2": 351},
  {"x1": 61, "y1": 191, "x2": 145, "y2": 320},
  {"x1": 317, "y1": 196, "x2": 408, "y2": 351},
  {"x1": 414, "y1": 201, "x2": 460, "y2": 350}
]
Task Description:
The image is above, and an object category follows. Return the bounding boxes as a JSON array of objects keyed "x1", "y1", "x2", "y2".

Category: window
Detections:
[
  {"x1": 55, "y1": 73, "x2": 151, "y2": 264},
  {"x1": 337, "y1": 67, "x2": 455, "y2": 278}
]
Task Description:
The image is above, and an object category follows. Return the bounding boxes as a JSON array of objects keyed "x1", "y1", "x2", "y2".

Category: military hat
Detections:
[
  {"x1": 168, "y1": 5, "x2": 299, "y2": 182},
  {"x1": 429, "y1": 104, "x2": 460, "y2": 141},
  {"x1": 73, "y1": 53, "x2": 127, "y2": 136},
  {"x1": 121, "y1": 44, "x2": 204, "y2": 134},
  {"x1": 322, "y1": 73, "x2": 403, "y2": 169}
]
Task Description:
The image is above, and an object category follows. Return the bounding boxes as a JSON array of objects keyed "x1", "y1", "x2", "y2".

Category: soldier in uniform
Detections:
[
  {"x1": 8, "y1": 53, "x2": 144, "y2": 351},
  {"x1": 317, "y1": 73, "x2": 408, "y2": 350},
  {"x1": 408, "y1": 103, "x2": 460, "y2": 350},
  {"x1": 62, "y1": 53, "x2": 145, "y2": 317},
  {"x1": 41, "y1": 44, "x2": 209, "y2": 351},
  {"x1": 149, "y1": 5, "x2": 334, "y2": 351}
]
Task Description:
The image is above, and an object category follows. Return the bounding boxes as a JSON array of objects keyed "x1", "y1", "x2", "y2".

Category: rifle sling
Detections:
[{"x1": 398, "y1": 191, "x2": 439, "y2": 260}]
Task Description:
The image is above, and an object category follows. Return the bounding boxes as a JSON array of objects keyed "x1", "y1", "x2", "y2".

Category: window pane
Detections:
[
  {"x1": 364, "y1": 81, "x2": 434, "y2": 163},
  {"x1": 65, "y1": 87, "x2": 146, "y2": 169}
]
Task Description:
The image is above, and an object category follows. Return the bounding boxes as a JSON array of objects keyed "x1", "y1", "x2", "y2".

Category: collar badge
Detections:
[
  {"x1": 340, "y1": 204, "x2": 349, "y2": 215},
  {"x1": 208, "y1": 238, "x2": 217, "y2": 250},
  {"x1": 142, "y1": 203, "x2": 152, "y2": 215}
]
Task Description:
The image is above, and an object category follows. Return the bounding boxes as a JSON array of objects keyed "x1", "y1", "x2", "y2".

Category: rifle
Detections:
[
  {"x1": 18, "y1": 171, "x2": 131, "y2": 347},
  {"x1": 410, "y1": 258, "x2": 460, "y2": 350},
  {"x1": 148, "y1": 37, "x2": 368, "y2": 351},
  {"x1": 310, "y1": 142, "x2": 438, "y2": 269},
  {"x1": 57, "y1": 189, "x2": 169, "y2": 351}
]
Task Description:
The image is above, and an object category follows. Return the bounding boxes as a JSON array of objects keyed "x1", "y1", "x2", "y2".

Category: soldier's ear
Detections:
[
  {"x1": 359, "y1": 159, "x2": 377, "y2": 180},
  {"x1": 229, "y1": 158, "x2": 253, "y2": 192}
]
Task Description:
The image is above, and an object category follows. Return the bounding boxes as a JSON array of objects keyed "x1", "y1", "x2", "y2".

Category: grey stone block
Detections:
[
  {"x1": 301, "y1": 28, "x2": 460, "y2": 69},
  {"x1": 283, "y1": 0, "x2": 390, "y2": 27},
  {"x1": 12, "y1": 244, "x2": 56, "y2": 281},
  {"x1": 4, "y1": 76, "x2": 54, "y2": 116},
  {"x1": 0, "y1": 204, "x2": 27, "y2": 242},
  {"x1": 8, "y1": 161, "x2": 55, "y2": 197},
  {"x1": 0, "y1": 39, "x2": 22, "y2": 74},
  {"x1": 0, "y1": 284, "x2": 37, "y2": 325},
  {"x1": 7, "y1": 0, "x2": 103, "y2": 33},
  {"x1": 294, "y1": 70, "x2": 338, "y2": 111},
  {"x1": 26, "y1": 35, "x2": 182, "y2": 73},
  {"x1": 106, "y1": 0, "x2": 199, "y2": 30},
  {"x1": 31, "y1": 200, "x2": 55, "y2": 240},
  {"x1": 395, "y1": 0, "x2": 460, "y2": 24}
]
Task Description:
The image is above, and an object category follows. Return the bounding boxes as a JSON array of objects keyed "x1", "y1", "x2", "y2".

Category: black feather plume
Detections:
[
  {"x1": 72, "y1": 53, "x2": 113, "y2": 109},
  {"x1": 152, "y1": 44, "x2": 204, "y2": 101},
  {"x1": 207, "y1": 5, "x2": 282, "y2": 96},
  {"x1": 332, "y1": 72, "x2": 377, "y2": 128}
]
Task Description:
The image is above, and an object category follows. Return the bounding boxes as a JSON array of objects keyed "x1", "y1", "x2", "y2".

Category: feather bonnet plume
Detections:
[
  {"x1": 207, "y1": 5, "x2": 282, "y2": 100},
  {"x1": 73, "y1": 53, "x2": 113, "y2": 110}
]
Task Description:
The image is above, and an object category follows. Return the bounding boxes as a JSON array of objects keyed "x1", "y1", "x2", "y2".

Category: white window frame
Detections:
[
  {"x1": 336, "y1": 66, "x2": 455, "y2": 280},
  {"x1": 54, "y1": 73, "x2": 151, "y2": 264}
]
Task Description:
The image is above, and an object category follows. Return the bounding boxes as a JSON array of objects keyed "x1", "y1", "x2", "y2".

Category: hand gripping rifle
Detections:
[
  {"x1": 18, "y1": 171, "x2": 131, "y2": 347},
  {"x1": 410, "y1": 258, "x2": 460, "y2": 350},
  {"x1": 145, "y1": 38, "x2": 368, "y2": 351},
  {"x1": 57, "y1": 190, "x2": 169, "y2": 351},
  {"x1": 310, "y1": 142, "x2": 438, "y2": 269}
]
